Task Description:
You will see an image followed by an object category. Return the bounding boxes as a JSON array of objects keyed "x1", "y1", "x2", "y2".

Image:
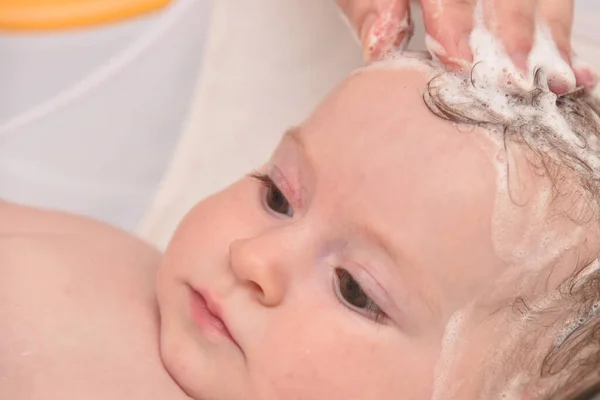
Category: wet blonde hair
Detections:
[{"x1": 424, "y1": 68, "x2": 600, "y2": 400}]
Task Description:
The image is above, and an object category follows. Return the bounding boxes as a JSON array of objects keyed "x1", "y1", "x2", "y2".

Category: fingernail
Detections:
[
  {"x1": 362, "y1": 8, "x2": 411, "y2": 63},
  {"x1": 510, "y1": 52, "x2": 529, "y2": 72},
  {"x1": 547, "y1": 69, "x2": 577, "y2": 95},
  {"x1": 438, "y1": 34, "x2": 472, "y2": 73},
  {"x1": 547, "y1": 77, "x2": 570, "y2": 95},
  {"x1": 548, "y1": 50, "x2": 577, "y2": 94},
  {"x1": 575, "y1": 67, "x2": 598, "y2": 91},
  {"x1": 547, "y1": 60, "x2": 577, "y2": 94}
]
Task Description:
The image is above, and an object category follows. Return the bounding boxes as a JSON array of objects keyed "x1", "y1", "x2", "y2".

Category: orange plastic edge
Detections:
[{"x1": 0, "y1": 0, "x2": 172, "y2": 31}]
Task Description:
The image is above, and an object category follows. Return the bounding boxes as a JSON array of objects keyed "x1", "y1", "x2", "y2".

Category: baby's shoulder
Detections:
[
  {"x1": 0, "y1": 203, "x2": 183, "y2": 399},
  {"x1": 0, "y1": 200, "x2": 151, "y2": 240},
  {"x1": 0, "y1": 201, "x2": 160, "y2": 298}
]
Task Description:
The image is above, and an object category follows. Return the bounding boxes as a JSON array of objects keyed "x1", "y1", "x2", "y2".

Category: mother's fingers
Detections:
[
  {"x1": 572, "y1": 57, "x2": 599, "y2": 92},
  {"x1": 420, "y1": 0, "x2": 477, "y2": 70},
  {"x1": 336, "y1": 0, "x2": 412, "y2": 62},
  {"x1": 538, "y1": 0, "x2": 574, "y2": 63},
  {"x1": 486, "y1": 0, "x2": 536, "y2": 70},
  {"x1": 421, "y1": 0, "x2": 536, "y2": 71},
  {"x1": 335, "y1": 0, "x2": 378, "y2": 39},
  {"x1": 363, "y1": 0, "x2": 413, "y2": 61},
  {"x1": 537, "y1": 0, "x2": 582, "y2": 92}
]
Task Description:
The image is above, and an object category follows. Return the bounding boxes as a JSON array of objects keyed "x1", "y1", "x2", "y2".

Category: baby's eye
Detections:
[
  {"x1": 335, "y1": 268, "x2": 387, "y2": 323},
  {"x1": 251, "y1": 173, "x2": 294, "y2": 217}
]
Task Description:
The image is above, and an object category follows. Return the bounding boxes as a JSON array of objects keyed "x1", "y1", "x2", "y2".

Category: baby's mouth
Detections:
[{"x1": 188, "y1": 285, "x2": 239, "y2": 348}]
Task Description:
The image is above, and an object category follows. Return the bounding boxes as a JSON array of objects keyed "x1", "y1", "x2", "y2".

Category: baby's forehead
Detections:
[
  {"x1": 297, "y1": 67, "x2": 501, "y2": 196},
  {"x1": 295, "y1": 66, "x2": 582, "y2": 212}
]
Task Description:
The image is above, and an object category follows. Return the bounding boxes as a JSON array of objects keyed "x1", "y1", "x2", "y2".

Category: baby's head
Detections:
[{"x1": 156, "y1": 62, "x2": 600, "y2": 399}]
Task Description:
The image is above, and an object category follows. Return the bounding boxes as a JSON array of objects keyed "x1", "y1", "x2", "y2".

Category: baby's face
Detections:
[{"x1": 156, "y1": 68, "x2": 545, "y2": 399}]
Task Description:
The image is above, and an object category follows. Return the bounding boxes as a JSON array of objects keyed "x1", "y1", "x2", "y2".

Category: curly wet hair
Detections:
[{"x1": 423, "y1": 68, "x2": 600, "y2": 400}]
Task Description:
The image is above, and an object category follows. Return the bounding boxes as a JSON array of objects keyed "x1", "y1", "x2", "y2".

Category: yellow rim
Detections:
[{"x1": 0, "y1": 0, "x2": 172, "y2": 31}]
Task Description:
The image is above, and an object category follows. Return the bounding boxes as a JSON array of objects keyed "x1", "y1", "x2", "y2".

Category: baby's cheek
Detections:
[
  {"x1": 164, "y1": 181, "x2": 260, "y2": 265},
  {"x1": 257, "y1": 331, "x2": 377, "y2": 399},
  {"x1": 248, "y1": 308, "x2": 427, "y2": 400}
]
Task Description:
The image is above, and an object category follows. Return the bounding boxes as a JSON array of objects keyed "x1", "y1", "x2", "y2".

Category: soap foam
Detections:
[
  {"x1": 431, "y1": 309, "x2": 467, "y2": 400},
  {"x1": 423, "y1": 0, "x2": 600, "y2": 269},
  {"x1": 428, "y1": 1, "x2": 600, "y2": 399},
  {"x1": 356, "y1": 1, "x2": 598, "y2": 397},
  {"x1": 528, "y1": 24, "x2": 575, "y2": 90}
]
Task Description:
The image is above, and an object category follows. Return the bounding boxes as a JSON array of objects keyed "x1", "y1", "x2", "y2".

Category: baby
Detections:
[{"x1": 2, "y1": 61, "x2": 600, "y2": 400}]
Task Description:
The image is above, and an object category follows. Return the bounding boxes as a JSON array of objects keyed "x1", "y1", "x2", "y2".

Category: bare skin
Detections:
[
  {"x1": 0, "y1": 66, "x2": 597, "y2": 399},
  {"x1": 0, "y1": 202, "x2": 189, "y2": 400},
  {"x1": 336, "y1": 0, "x2": 596, "y2": 91}
]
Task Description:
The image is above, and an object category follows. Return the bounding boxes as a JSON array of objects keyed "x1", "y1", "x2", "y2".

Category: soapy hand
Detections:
[{"x1": 336, "y1": 0, "x2": 597, "y2": 92}]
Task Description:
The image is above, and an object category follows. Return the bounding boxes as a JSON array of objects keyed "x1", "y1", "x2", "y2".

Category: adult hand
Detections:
[{"x1": 335, "y1": 0, "x2": 597, "y2": 92}]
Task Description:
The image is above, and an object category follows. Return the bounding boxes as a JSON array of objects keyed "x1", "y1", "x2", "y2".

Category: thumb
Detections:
[
  {"x1": 335, "y1": 0, "x2": 377, "y2": 39},
  {"x1": 336, "y1": 0, "x2": 412, "y2": 62},
  {"x1": 420, "y1": 0, "x2": 477, "y2": 70}
]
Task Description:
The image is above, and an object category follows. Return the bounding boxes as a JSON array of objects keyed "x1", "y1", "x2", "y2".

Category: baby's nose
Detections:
[{"x1": 229, "y1": 237, "x2": 287, "y2": 307}]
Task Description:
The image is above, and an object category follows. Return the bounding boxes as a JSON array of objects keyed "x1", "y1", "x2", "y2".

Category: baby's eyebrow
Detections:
[
  {"x1": 358, "y1": 221, "x2": 438, "y2": 321},
  {"x1": 358, "y1": 221, "x2": 401, "y2": 268}
]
